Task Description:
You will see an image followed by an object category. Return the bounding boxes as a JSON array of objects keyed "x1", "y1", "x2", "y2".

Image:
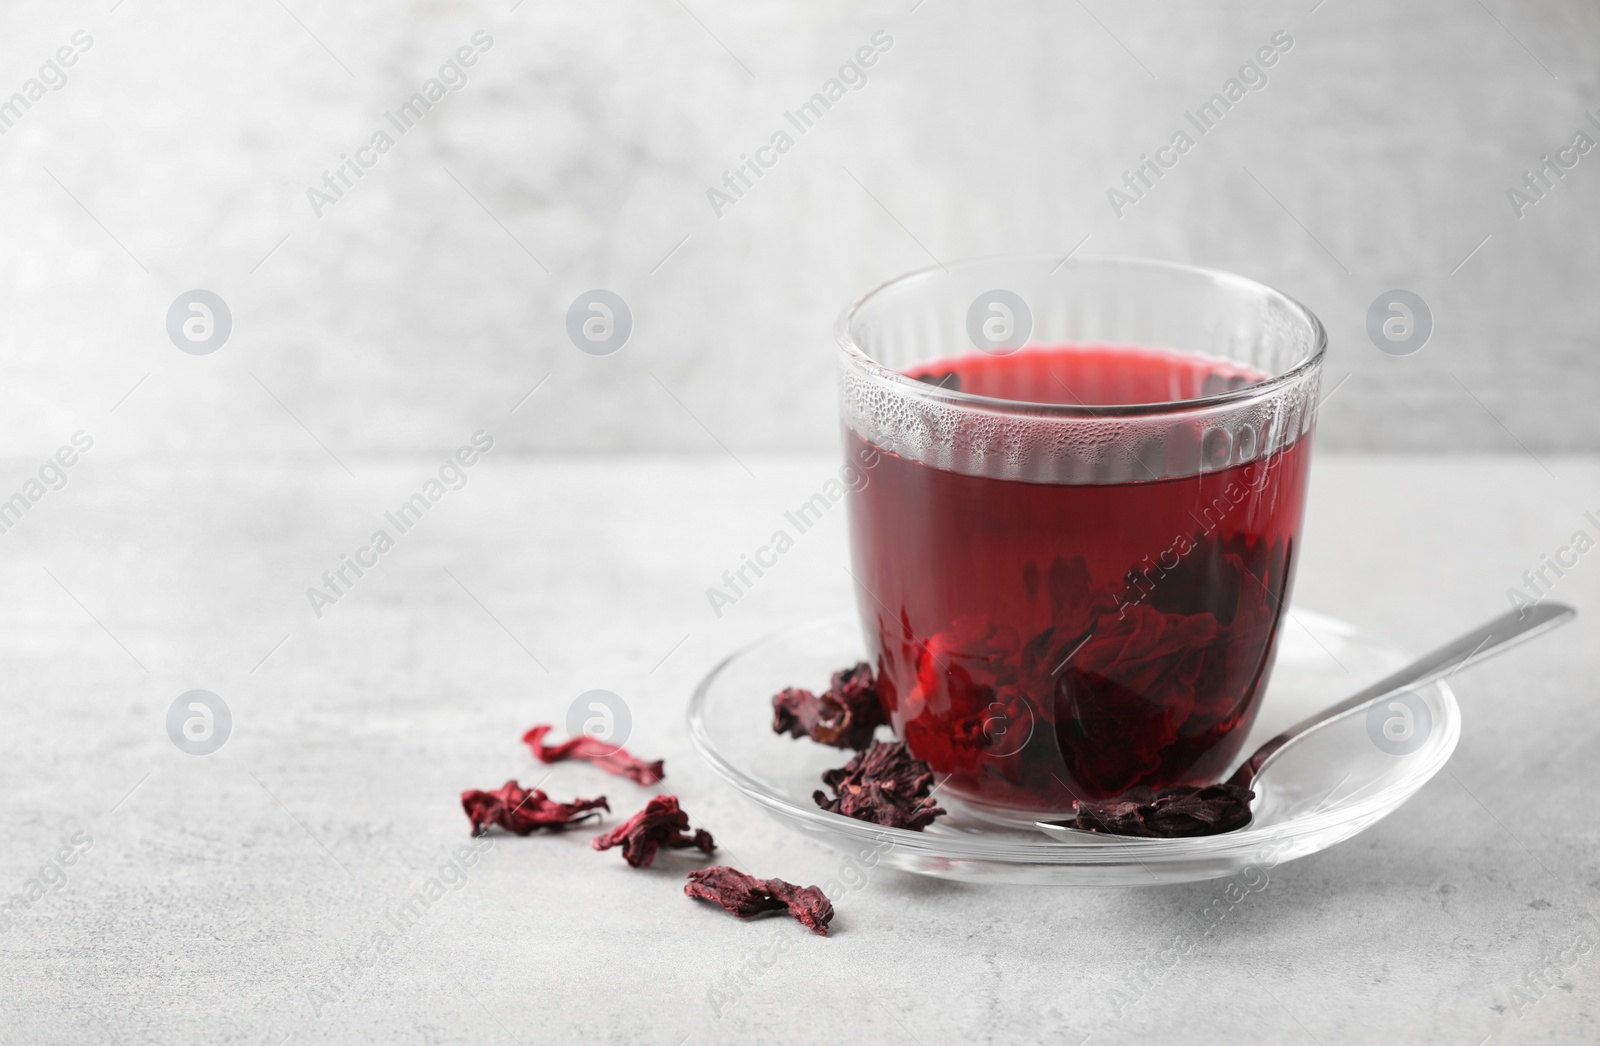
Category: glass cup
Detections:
[{"x1": 836, "y1": 256, "x2": 1326, "y2": 818}]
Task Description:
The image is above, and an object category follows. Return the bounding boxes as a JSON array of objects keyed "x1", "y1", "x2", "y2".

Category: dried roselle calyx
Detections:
[
  {"x1": 592, "y1": 794, "x2": 716, "y2": 868},
  {"x1": 522, "y1": 724, "x2": 665, "y2": 786},
  {"x1": 813, "y1": 741, "x2": 946, "y2": 831},
  {"x1": 460, "y1": 781, "x2": 609, "y2": 836},
  {"x1": 1056, "y1": 784, "x2": 1255, "y2": 838},
  {"x1": 771, "y1": 661, "x2": 887, "y2": 750},
  {"x1": 684, "y1": 866, "x2": 834, "y2": 936}
]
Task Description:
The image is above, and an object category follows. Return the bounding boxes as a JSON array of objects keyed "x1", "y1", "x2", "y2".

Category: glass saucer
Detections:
[{"x1": 686, "y1": 610, "x2": 1459, "y2": 886}]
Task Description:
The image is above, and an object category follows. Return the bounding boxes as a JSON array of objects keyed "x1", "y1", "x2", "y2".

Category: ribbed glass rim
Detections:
[{"x1": 835, "y1": 254, "x2": 1328, "y2": 419}]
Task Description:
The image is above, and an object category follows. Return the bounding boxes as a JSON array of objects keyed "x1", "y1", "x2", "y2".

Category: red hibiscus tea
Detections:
[
  {"x1": 836, "y1": 259, "x2": 1325, "y2": 816},
  {"x1": 848, "y1": 345, "x2": 1313, "y2": 810}
]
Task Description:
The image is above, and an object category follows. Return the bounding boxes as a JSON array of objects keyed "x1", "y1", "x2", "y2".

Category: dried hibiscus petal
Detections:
[
  {"x1": 684, "y1": 866, "x2": 834, "y2": 936},
  {"x1": 772, "y1": 661, "x2": 887, "y2": 750},
  {"x1": 592, "y1": 794, "x2": 715, "y2": 868},
  {"x1": 1056, "y1": 783, "x2": 1255, "y2": 838},
  {"x1": 813, "y1": 740, "x2": 946, "y2": 831},
  {"x1": 461, "y1": 780, "x2": 609, "y2": 836},
  {"x1": 523, "y1": 724, "x2": 665, "y2": 786}
]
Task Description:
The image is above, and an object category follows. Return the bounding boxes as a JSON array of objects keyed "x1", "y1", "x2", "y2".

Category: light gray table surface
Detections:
[{"x1": 1, "y1": 451, "x2": 1596, "y2": 1045}]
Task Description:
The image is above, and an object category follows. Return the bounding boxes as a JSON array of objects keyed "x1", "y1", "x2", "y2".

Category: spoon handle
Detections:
[{"x1": 1229, "y1": 601, "x2": 1577, "y2": 789}]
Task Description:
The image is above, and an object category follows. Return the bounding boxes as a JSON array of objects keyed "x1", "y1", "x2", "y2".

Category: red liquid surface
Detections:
[{"x1": 847, "y1": 345, "x2": 1313, "y2": 811}]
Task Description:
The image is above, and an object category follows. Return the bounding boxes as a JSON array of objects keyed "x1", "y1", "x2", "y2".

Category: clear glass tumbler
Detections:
[{"x1": 836, "y1": 256, "x2": 1326, "y2": 817}]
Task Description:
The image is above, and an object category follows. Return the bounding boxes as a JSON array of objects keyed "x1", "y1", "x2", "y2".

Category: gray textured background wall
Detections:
[{"x1": 2, "y1": 0, "x2": 1595, "y2": 461}]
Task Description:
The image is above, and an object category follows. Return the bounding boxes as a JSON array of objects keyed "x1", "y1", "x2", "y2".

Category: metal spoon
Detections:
[{"x1": 1042, "y1": 601, "x2": 1577, "y2": 839}]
